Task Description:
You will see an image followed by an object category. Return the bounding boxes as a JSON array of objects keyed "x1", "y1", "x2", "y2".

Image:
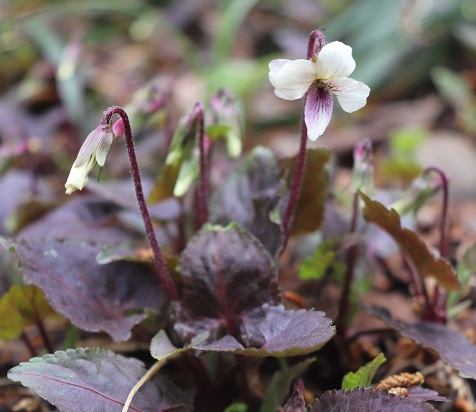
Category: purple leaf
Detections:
[
  {"x1": 152, "y1": 304, "x2": 334, "y2": 359},
  {"x1": 367, "y1": 306, "x2": 476, "y2": 380},
  {"x1": 283, "y1": 378, "x2": 307, "y2": 412},
  {"x1": 0, "y1": 170, "x2": 52, "y2": 235},
  {"x1": 8, "y1": 348, "x2": 193, "y2": 412},
  {"x1": 172, "y1": 223, "x2": 280, "y2": 343},
  {"x1": 18, "y1": 195, "x2": 132, "y2": 243},
  {"x1": 210, "y1": 147, "x2": 284, "y2": 256},
  {"x1": 309, "y1": 388, "x2": 437, "y2": 411},
  {"x1": 4, "y1": 238, "x2": 167, "y2": 341},
  {"x1": 407, "y1": 387, "x2": 450, "y2": 403},
  {"x1": 87, "y1": 179, "x2": 181, "y2": 221}
]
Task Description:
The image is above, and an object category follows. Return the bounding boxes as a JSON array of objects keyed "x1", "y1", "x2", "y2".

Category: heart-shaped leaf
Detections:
[
  {"x1": 172, "y1": 223, "x2": 280, "y2": 344},
  {"x1": 210, "y1": 146, "x2": 284, "y2": 256},
  {"x1": 152, "y1": 304, "x2": 334, "y2": 359},
  {"x1": 358, "y1": 191, "x2": 460, "y2": 291},
  {"x1": 3, "y1": 238, "x2": 167, "y2": 341},
  {"x1": 309, "y1": 388, "x2": 437, "y2": 411},
  {"x1": 282, "y1": 149, "x2": 330, "y2": 236},
  {"x1": 367, "y1": 305, "x2": 476, "y2": 380},
  {"x1": 0, "y1": 284, "x2": 57, "y2": 340},
  {"x1": 8, "y1": 348, "x2": 193, "y2": 412}
]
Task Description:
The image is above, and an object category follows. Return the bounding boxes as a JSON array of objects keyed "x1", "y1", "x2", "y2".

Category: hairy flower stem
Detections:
[
  {"x1": 102, "y1": 106, "x2": 179, "y2": 301},
  {"x1": 282, "y1": 113, "x2": 308, "y2": 245},
  {"x1": 194, "y1": 102, "x2": 209, "y2": 228},
  {"x1": 281, "y1": 31, "x2": 326, "y2": 247},
  {"x1": 336, "y1": 193, "x2": 359, "y2": 338},
  {"x1": 423, "y1": 166, "x2": 450, "y2": 321}
]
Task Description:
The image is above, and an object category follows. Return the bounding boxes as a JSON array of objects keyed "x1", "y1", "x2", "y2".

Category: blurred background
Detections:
[{"x1": 1, "y1": 0, "x2": 476, "y2": 197}]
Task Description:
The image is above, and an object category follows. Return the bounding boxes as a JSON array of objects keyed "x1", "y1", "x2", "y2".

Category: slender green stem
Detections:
[{"x1": 103, "y1": 106, "x2": 179, "y2": 301}]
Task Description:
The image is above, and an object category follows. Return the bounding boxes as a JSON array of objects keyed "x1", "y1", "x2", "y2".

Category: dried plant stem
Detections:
[
  {"x1": 103, "y1": 107, "x2": 178, "y2": 301},
  {"x1": 122, "y1": 359, "x2": 167, "y2": 412},
  {"x1": 336, "y1": 193, "x2": 359, "y2": 337}
]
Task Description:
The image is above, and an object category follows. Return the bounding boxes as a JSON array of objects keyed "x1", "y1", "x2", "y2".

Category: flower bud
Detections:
[{"x1": 65, "y1": 123, "x2": 115, "y2": 195}]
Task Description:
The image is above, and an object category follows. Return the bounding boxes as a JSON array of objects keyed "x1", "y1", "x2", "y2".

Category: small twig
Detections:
[{"x1": 122, "y1": 359, "x2": 167, "y2": 412}]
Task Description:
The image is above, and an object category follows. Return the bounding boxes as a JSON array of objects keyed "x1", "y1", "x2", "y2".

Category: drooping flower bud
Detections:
[{"x1": 65, "y1": 123, "x2": 115, "y2": 195}]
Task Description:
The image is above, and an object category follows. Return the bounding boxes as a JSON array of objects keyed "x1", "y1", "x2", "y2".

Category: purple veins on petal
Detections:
[{"x1": 304, "y1": 83, "x2": 333, "y2": 141}]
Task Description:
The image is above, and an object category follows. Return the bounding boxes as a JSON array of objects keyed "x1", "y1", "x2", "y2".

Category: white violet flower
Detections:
[
  {"x1": 65, "y1": 124, "x2": 114, "y2": 195},
  {"x1": 269, "y1": 41, "x2": 370, "y2": 141}
]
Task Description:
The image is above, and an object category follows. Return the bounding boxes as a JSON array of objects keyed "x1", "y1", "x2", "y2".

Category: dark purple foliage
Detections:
[
  {"x1": 17, "y1": 195, "x2": 132, "y2": 243},
  {"x1": 407, "y1": 387, "x2": 450, "y2": 403},
  {"x1": 172, "y1": 223, "x2": 280, "y2": 343},
  {"x1": 4, "y1": 238, "x2": 167, "y2": 341},
  {"x1": 210, "y1": 146, "x2": 284, "y2": 256},
  {"x1": 8, "y1": 348, "x2": 193, "y2": 412},
  {"x1": 152, "y1": 304, "x2": 334, "y2": 358},
  {"x1": 283, "y1": 378, "x2": 307, "y2": 412},
  {"x1": 87, "y1": 179, "x2": 181, "y2": 221},
  {"x1": 367, "y1": 306, "x2": 476, "y2": 380},
  {"x1": 309, "y1": 388, "x2": 437, "y2": 411}
]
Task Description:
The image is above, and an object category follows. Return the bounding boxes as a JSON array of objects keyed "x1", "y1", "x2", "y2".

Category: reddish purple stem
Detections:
[
  {"x1": 281, "y1": 30, "x2": 326, "y2": 247},
  {"x1": 194, "y1": 102, "x2": 209, "y2": 228},
  {"x1": 423, "y1": 166, "x2": 450, "y2": 321},
  {"x1": 102, "y1": 106, "x2": 179, "y2": 301}
]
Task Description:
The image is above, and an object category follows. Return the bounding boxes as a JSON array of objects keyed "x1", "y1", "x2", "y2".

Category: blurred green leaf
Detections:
[
  {"x1": 224, "y1": 403, "x2": 247, "y2": 412},
  {"x1": 0, "y1": 284, "x2": 57, "y2": 340},
  {"x1": 448, "y1": 243, "x2": 476, "y2": 313},
  {"x1": 432, "y1": 66, "x2": 472, "y2": 107},
  {"x1": 299, "y1": 237, "x2": 341, "y2": 280},
  {"x1": 213, "y1": 0, "x2": 259, "y2": 63}
]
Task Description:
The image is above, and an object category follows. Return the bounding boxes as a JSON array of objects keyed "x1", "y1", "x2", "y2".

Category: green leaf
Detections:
[
  {"x1": 0, "y1": 285, "x2": 57, "y2": 340},
  {"x1": 448, "y1": 243, "x2": 476, "y2": 312},
  {"x1": 299, "y1": 237, "x2": 341, "y2": 280},
  {"x1": 341, "y1": 353, "x2": 386, "y2": 390},
  {"x1": 224, "y1": 403, "x2": 247, "y2": 412},
  {"x1": 212, "y1": 0, "x2": 259, "y2": 63},
  {"x1": 148, "y1": 108, "x2": 198, "y2": 202}
]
